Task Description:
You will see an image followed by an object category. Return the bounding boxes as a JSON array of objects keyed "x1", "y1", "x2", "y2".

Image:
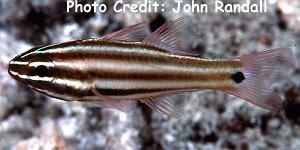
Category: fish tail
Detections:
[{"x1": 224, "y1": 48, "x2": 294, "y2": 111}]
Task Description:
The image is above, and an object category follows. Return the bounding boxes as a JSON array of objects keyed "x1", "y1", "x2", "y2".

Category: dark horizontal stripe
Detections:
[
  {"x1": 95, "y1": 85, "x2": 237, "y2": 97},
  {"x1": 28, "y1": 40, "x2": 242, "y2": 68},
  {"x1": 11, "y1": 74, "x2": 86, "y2": 98},
  {"x1": 95, "y1": 88, "x2": 170, "y2": 96},
  {"x1": 74, "y1": 40, "x2": 243, "y2": 67},
  {"x1": 11, "y1": 60, "x2": 235, "y2": 81},
  {"x1": 9, "y1": 64, "x2": 28, "y2": 75},
  {"x1": 49, "y1": 51, "x2": 242, "y2": 69},
  {"x1": 32, "y1": 79, "x2": 91, "y2": 98},
  {"x1": 49, "y1": 66, "x2": 233, "y2": 81},
  {"x1": 49, "y1": 39, "x2": 167, "y2": 53},
  {"x1": 16, "y1": 70, "x2": 236, "y2": 99},
  {"x1": 11, "y1": 61, "x2": 234, "y2": 81}
]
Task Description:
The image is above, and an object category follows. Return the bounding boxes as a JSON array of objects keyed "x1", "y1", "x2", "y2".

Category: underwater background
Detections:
[{"x1": 0, "y1": 0, "x2": 300, "y2": 149}]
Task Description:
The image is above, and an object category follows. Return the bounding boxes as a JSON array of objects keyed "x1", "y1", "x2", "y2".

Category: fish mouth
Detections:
[
  {"x1": 8, "y1": 58, "x2": 17, "y2": 79},
  {"x1": 7, "y1": 60, "x2": 34, "y2": 90},
  {"x1": 7, "y1": 56, "x2": 28, "y2": 84}
]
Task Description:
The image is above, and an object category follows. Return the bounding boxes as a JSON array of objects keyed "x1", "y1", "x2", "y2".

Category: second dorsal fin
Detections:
[
  {"x1": 102, "y1": 22, "x2": 147, "y2": 41},
  {"x1": 142, "y1": 17, "x2": 197, "y2": 56}
]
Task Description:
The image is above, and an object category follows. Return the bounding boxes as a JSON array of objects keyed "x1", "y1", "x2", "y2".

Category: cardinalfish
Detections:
[{"x1": 8, "y1": 18, "x2": 293, "y2": 116}]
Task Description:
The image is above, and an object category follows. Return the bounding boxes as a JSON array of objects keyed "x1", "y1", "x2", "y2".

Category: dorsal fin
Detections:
[
  {"x1": 143, "y1": 17, "x2": 197, "y2": 56},
  {"x1": 102, "y1": 22, "x2": 147, "y2": 41}
]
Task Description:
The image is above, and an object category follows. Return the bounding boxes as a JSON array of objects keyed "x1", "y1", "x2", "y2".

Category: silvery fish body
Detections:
[{"x1": 8, "y1": 18, "x2": 294, "y2": 115}]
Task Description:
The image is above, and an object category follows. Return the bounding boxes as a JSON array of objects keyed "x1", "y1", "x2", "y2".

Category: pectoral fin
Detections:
[{"x1": 83, "y1": 86, "x2": 136, "y2": 112}]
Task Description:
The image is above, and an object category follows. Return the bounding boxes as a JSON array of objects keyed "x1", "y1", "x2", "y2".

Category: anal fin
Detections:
[
  {"x1": 85, "y1": 88, "x2": 136, "y2": 112},
  {"x1": 139, "y1": 96, "x2": 182, "y2": 118}
]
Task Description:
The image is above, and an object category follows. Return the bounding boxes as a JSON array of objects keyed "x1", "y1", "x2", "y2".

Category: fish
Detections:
[{"x1": 8, "y1": 18, "x2": 294, "y2": 116}]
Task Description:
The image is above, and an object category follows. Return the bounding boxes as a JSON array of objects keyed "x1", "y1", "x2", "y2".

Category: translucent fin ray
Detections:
[
  {"x1": 139, "y1": 96, "x2": 182, "y2": 117},
  {"x1": 224, "y1": 48, "x2": 294, "y2": 111},
  {"x1": 102, "y1": 22, "x2": 147, "y2": 41},
  {"x1": 88, "y1": 86, "x2": 136, "y2": 112},
  {"x1": 143, "y1": 17, "x2": 197, "y2": 56}
]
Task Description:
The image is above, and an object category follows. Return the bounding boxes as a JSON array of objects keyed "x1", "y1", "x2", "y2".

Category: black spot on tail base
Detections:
[{"x1": 231, "y1": 71, "x2": 245, "y2": 83}]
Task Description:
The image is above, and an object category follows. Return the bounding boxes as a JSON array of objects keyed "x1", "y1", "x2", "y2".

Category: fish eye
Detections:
[
  {"x1": 32, "y1": 65, "x2": 52, "y2": 77},
  {"x1": 28, "y1": 59, "x2": 55, "y2": 81}
]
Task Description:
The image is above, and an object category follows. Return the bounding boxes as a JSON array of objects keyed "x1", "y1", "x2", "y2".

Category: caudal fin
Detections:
[{"x1": 224, "y1": 48, "x2": 294, "y2": 111}]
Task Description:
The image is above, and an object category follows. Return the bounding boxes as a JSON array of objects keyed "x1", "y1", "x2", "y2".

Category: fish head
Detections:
[{"x1": 8, "y1": 46, "x2": 55, "y2": 93}]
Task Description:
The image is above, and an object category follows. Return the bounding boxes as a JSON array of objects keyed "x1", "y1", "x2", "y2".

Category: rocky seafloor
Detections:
[{"x1": 1, "y1": 0, "x2": 300, "y2": 149}]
